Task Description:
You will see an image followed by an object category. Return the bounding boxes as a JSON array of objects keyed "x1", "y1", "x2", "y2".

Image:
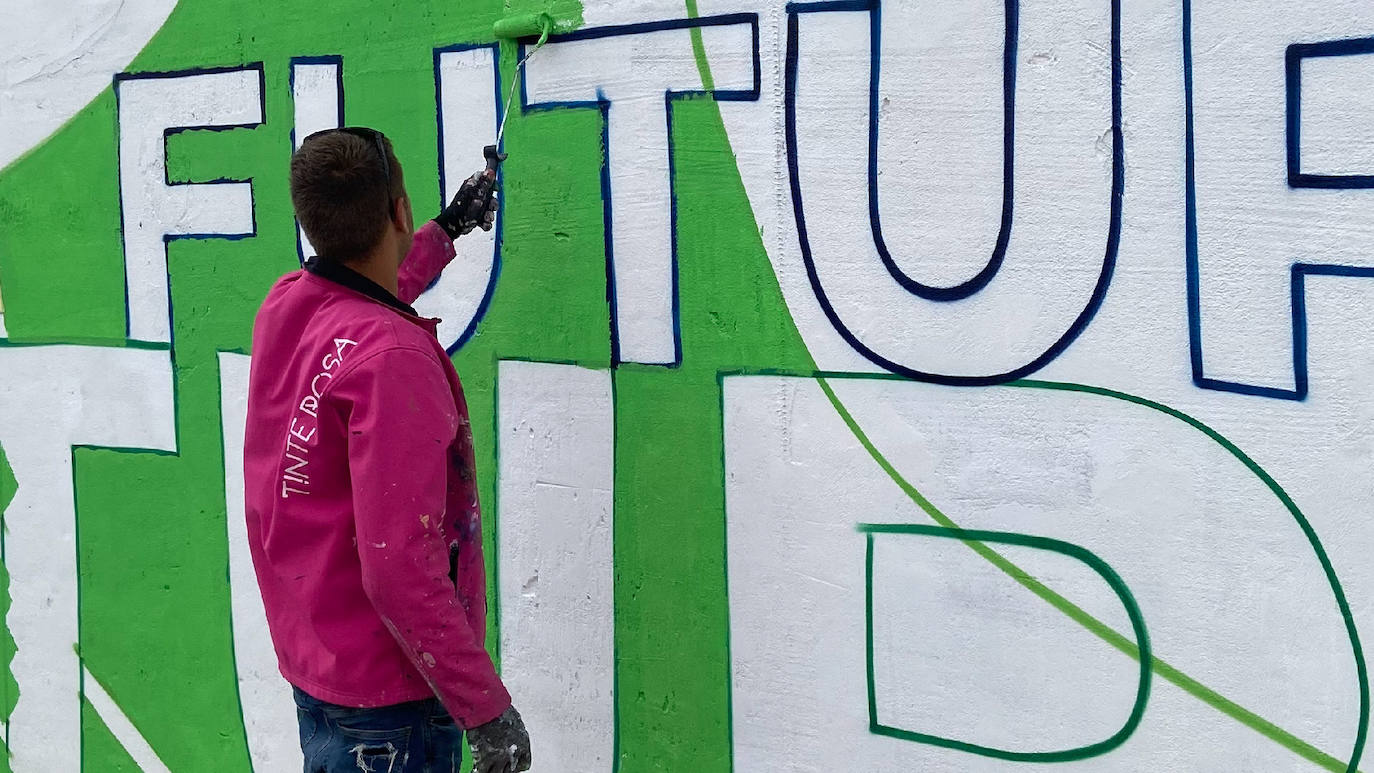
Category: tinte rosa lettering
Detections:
[{"x1": 281, "y1": 338, "x2": 358, "y2": 498}]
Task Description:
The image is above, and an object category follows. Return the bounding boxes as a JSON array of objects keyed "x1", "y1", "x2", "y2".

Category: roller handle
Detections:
[
  {"x1": 458, "y1": 145, "x2": 507, "y2": 229},
  {"x1": 483, "y1": 144, "x2": 508, "y2": 175}
]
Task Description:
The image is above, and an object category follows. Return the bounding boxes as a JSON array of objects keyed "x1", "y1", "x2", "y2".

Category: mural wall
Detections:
[{"x1": 2, "y1": 0, "x2": 1374, "y2": 770}]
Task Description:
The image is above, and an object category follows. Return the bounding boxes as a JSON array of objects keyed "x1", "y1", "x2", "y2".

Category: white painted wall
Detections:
[
  {"x1": 497, "y1": 361, "x2": 616, "y2": 772},
  {"x1": 724, "y1": 374, "x2": 1359, "y2": 770}
]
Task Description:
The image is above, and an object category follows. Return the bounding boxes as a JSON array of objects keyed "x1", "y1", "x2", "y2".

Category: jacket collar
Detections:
[{"x1": 304, "y1": 257, "x2": 418, "y2": 317}]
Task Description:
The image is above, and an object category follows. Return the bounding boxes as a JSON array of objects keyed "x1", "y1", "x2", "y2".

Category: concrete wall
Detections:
[{"x1": 2, "y1": 0, "x2": 1373, "y2": 770}]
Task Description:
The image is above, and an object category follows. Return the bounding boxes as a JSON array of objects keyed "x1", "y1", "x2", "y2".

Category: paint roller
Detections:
[
  {"x1": 482, "y1": 12, "x2": 556, "y2": 169},
  {"x1": 492, "y1": 11, "x2": 556, "y2": 53},
  {"x1": 457, "y1": 12, "x2": 557, "y2": 229}
]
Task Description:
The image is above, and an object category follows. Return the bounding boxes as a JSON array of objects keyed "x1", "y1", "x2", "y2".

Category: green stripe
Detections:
[
  {"x1": 816, "y1": 377, "x2": 1360, "y2": 772},
  {"x1": 684, "y1": 0, "x2": 717, "y2": 92}
]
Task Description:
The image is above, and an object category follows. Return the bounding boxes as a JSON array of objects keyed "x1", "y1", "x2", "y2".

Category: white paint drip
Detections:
[{"x1": 349, "y1": 741, "x2": 403, "y2": 773}]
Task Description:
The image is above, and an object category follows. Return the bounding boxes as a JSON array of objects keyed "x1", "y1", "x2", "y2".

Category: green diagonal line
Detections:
[
  {"x1": 817, "y1": 377, "x2": 1361, "y2": 772},
  {"x1": 683, "y1": 0, "x2": 717, "y2": 93}
]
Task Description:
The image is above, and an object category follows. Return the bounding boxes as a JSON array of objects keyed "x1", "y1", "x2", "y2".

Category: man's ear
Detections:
[{"x1": 392, "y1": 194, "x2": 413, "y2": 232}]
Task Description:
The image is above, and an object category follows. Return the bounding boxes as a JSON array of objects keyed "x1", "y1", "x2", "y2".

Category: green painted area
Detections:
[
  {"x1": 604, "y1": 94, "x2": 813, "y2": 771},
  {"x1": 81, "y1": 697, "x2": 140, "y2": 772},
  {"x1": 75, "y1": 443, "x2": 247, "y2": 769},
  {"x1": 0, "y1": 94, "x2": 126, "y2": 341}
]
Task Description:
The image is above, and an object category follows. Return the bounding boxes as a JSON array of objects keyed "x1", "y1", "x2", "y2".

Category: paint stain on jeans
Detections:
[{"x1": 351, "y1": 742, "x2": 403, "y2": 773}]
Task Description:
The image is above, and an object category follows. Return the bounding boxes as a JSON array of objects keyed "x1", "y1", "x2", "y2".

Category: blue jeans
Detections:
[{"x1": 294, "y1": 687, "x2": 464, "y2": 773}]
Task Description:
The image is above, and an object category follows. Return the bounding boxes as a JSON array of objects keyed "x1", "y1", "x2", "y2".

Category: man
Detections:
[{"x1": 243, "y1": 126, "x2": 532, "y2": 773}]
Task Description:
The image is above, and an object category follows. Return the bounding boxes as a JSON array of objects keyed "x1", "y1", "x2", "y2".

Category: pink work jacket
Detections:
[{"x1": 243, "y1": 222, "x2": 510, "y2": 727}]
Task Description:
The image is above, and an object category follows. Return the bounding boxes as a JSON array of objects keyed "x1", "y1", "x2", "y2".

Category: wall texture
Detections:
[{"x1": 2, "y1": 0, "x2": 1374, "y2": 770}]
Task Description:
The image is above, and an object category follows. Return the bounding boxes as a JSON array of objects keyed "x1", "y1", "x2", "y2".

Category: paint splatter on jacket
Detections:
[{"x1": 243, "y1": 222, "x2": 510, "y2": 727}]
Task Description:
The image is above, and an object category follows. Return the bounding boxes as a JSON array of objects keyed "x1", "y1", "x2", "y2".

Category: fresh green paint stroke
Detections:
[
  {"x1": 684, "y1": 0, "x2": 717, "y2": 92},
  {"x1": 817, "y1": 376, "x2": 1365, "y2": 772}
]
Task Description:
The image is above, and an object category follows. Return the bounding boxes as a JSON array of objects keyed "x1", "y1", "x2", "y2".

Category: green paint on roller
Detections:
[
  {"x1": 493, "y1": 12, "x2": 555, "y2": 43},
  {"x1": 491, "y1": 11, "x2": 559, "y2": 147}
]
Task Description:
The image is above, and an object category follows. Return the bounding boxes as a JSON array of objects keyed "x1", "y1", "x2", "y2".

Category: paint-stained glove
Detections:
[
  {"x1": 433, "y1": 169, "x2": 499, "y2": 239},
  {"x1": 468, "y1": 705, "x2": 532, "y2": 773}
]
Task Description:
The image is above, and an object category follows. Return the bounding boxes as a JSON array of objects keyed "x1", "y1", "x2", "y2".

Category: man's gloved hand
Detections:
[
  {"x1": 467, "y1": 705, "x2": 532, "y2": 773},
  {"x1": 433, "y1": 170, "x2": 499, "y2": 239}
]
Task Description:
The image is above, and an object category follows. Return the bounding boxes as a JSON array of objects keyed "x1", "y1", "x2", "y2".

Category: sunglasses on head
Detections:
[{"x1": 303, "y1": 126, "x2": 395, "y2": 217}]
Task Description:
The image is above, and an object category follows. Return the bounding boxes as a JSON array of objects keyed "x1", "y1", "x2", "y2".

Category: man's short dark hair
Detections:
[{"x1": 290, "y1": 131, "x2": 405, "y2": 261}]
